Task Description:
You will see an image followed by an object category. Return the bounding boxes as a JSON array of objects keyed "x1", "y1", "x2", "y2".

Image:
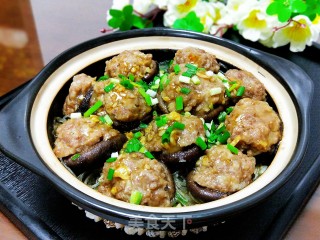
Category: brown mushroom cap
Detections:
[{"x1": 64, "y1": 133, "x2": 127, "y2": 173}]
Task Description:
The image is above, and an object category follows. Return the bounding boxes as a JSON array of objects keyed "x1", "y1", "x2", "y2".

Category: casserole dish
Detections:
[{"x1": 0, "y1": 28, "x2": 312, "y2": 231}]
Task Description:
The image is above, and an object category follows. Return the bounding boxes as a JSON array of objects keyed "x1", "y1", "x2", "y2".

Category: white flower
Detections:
[
  {"x1": 237, "y1": 1, "x2": 277, "y2": 42},
  {"x1": 132, "y1": 0, "x2": 169, "y2": 15},
  {"x1": 219, "y1": 0, "x2": 258, "y2": 26},
  {"x1": 272, "y1": 15, "x2": 320, "y2": 52},
  {"x1": 163, "y1": 0, "x2": 199, "y2": 27},
  {"x1": 193, "y1": 1, "x2": 226, "y2": 33}
]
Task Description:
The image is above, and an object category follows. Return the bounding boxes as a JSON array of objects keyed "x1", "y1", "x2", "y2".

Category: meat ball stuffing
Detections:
[
  {"x1": 187, "y1": 145, "x2": 256, "y2": 202},
  {"x1": 225, "y1": 98, "x2": 282, "y2": 156},
  {"x1": 141, "y1": 112, "x2": 206, "y2": 164},
  {"x1": 98, "y1": 152, "x2": 175, "y2": 207},
  {"x1": 53, "y1": 117, "x2": 127, "y2": 173},
  {"x1": 225, "y1": 69, "x2": 266, "y2": 101},
  {"x1": 170, "y1": 47, "x2": 220, "y2": 73},
  {"x1": 104, "y1": 50, "x2": 158, "y2": 82}
]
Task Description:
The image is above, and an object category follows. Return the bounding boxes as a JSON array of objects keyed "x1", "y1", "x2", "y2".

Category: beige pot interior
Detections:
[{"x1": 30, "y1": 36, "x2": 298, "y2": 214}]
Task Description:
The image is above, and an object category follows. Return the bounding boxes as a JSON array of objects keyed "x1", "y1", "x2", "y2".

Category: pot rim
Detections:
[{"x1": 27, "y1": 28, "x2": 309, "y2": 227}]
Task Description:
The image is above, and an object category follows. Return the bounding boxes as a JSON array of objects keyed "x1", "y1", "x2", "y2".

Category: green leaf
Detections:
[
  {"x1": 108, "y1": 17, "x2": 122, "y2": 29},
  {"x1": 123, "y1": 5, "x2": 133, "y2": 16},
  {"x1": 172, "y1": 11, "x2": 204, "y2": 32},
  {"x1": 278, "y1": 7, "x2": 292, "y2": 22},
  {"x1": 291, "y1": 0, "x2": 307, "y2": 13},
  {"x1": 109, "y1": 9, "x2": 123, "y2": 18}
]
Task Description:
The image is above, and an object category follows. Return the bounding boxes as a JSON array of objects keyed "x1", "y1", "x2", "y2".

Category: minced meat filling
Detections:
[
  {"x1": 141, "y1": 112, "x2": 205, "y2": 154},
  {"x1": 225, "y1": 98, "x2": 282, "y2": 156},
  {"x1": 91, "y1": 80, "x2": 152, "y2": 122},
  {"x1": 192, "y1": 145, "x2": 256, "y2": 193},
  {"x1": 98, "y1": 152, "x2": 175, "y2": 207},
  {"x1": 53, "y1": 117, "x2": 121, "y2": 158}
]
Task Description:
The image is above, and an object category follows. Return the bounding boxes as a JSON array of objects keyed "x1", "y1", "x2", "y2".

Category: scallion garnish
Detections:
[
  {"x1": 125, "y1": 138, "x2": 143, "y2": 153},
  {"x1": 180, "y1": 87, "x2": 191, "y2": 94},
  {"x1": 97, "y1": 75, "x2": 109, "y2": 81},
  {"x1": 83, "y1": 100, "x2": 103, "y2": 117},
  {"x1": 120, "y1": 79, "x2": 134, "y2": 90},
  {"x1": 196, "y1": 137, "x2": 207, "y2": 150},
  {"x1": 71, "y1": 153, "x2": 81, "y2": 161},
  {"x1": 134, "y1": 131, "x2": 142, "y2": 138},
  {"x1": 173, "y1": 64, "x2": 181, "y2": 74},
  {"x1": 130, "y1": 190, "x2": 143, "y2": 205},
  {"x1": 161, "y1": 126, "x2": 174, "y2": 143},
  {"x1": 218, "y1": 111, "x2": 227, "y2": 123},
  {"x1": 217, "y1": 131, "x2": 230, "y2": 144},
  {"x1": 236, "y1": 86, "x2": 245, "y2": 97},
  {"x1": 144, "y1": 151, "x2": 155, "y2": 159},
  {"x1": 225, "y1": 89, "x2": 231, "y2": 98},
  {"x1": 226, "y1": 107, "x2": 233, "y2": 114},
  {"x1": 172, "y1": 121, "x2": 185, "y2": 130},
  {"x1": 128, "y1": 73, "x2": 135, "y2": 81},
  {"x1": 139, "y1": 122, "x2": 148, "y2": 129},
  {"x1": 176, "y1": 96, "x2": 184, "y2": 111},
  {"x1": 99, "y1": 114, "x2": 113, "y2": 125},
  {"x1": 104, "y1": 83, "x2": 115, "y2": 93},
  {"x1": 107, "y1": 168, "x2": 115, "y2": 180},
  {"x1": 156, "y1": 115, "x2": 168, "y2": 127},
  {"x1": 138, "y1": 88, "x2": 152, "y2": 106},
  {"x1": 227, "y1": 143, "x2": 239, "y2": 154},
  {"x1": 106, "y1": 157, "x2": 117, "y2": 163}
]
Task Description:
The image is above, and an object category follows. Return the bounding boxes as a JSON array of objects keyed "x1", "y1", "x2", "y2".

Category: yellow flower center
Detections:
[
  {"x1": 243, "y1": 10, "x2": 267, "y2": 29},
  {"x1": 282, "y1": 19, "x2": 311, "y2": 42},
  {"x1": 177, "y1": 0, "x2": 198, "y2": 13},
  {"x1": 312, "y1": 15, "x2": 320, "y2": 25}
]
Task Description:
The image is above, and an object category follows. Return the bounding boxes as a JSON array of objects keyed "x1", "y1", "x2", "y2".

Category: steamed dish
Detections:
[{"x1": 52, "y1": 47, "x2": 282, "y2": 207}]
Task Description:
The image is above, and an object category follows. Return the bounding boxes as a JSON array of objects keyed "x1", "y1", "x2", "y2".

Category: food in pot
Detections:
[
  {"x1": 53, "y1": 117, "x2": 127, "y2": 173},
  {"x1": 52, "y1": 47, "x2": 282, "y2": 207},
  {"x1": 225, "y1": 98, "x2": 282, "y2": 156},
  {"x1": 63, "y1": 73, "x2": 95, "y2": 115},
  {"x1": 187, "y1": 145, "x2": 256, "y2": 202},
  {"x1": 141, "y1": 111, "x2": 205, "y2": 163},
  {"x1": 225, "y1": 69, "x2": 266, "y2": 101},
  {"x1": 157, "y1": 64, "x2": 227, "y2": 121},
  {"x1": 169, "y1": 47, "x2": 220, "y2": 73},
  {"x1": 104, "y1": 50, "x2": 158, "y2": 81},
  {"x1": 97, "y1": 152, "x2": 175, "y2": 207}
]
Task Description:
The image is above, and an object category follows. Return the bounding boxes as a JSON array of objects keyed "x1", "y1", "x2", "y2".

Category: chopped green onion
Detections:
[
  {"x1": 138, "y1": 88, "x2": 152, "y2": 106},
  {"x1": 176, "y1": 96, "x2": 184, "y2": 111},
  {"x1": 218, "y1": 111, "x2": 227, "y2": 123},
  {"x1": 196, "y1": 137, "x2": 207, "y2": 150},
  {"x1": 191, "y1": 75, "x2": 200, "y2": 85},
  {"x1": 172, "y1": 121, "x2": 185, "y2": 130},
  {"x1": 130, "y1": 190, "x2": 143, "y2": 205},
  {"x1": 128, "y1": 73, "x2": 135, "y2": 81},
  {"x1": 120, "y1": 79, "x2": 134, "y2": 90},
  {"x1": 229, "y1": 83, "x2": 239, "y2": 92},
  {"x1": 71, "y1": 153, "x2": 81, "y2": 161},
  {"x1": 144, "y1": 151, "x2": 155, "y2": 159},
  {"x1": 156, "y1": 115, "x2": 168, "y2": 127},
  {"x1": 175, "y1": 191, "x2": 189, "y2": 206},
  {"x1": 159, "y1": 73, "x2": 169, "y2": 91},
  {"x1": 173, "y1": 64, "x2": 181, "y2": 74},
  {"x1": 106, "y1": 157, "x2": 117, "y2": 163},
  {"x1": 162, "y1": 126, "x2": 174, "y2": 143},
  {"x1": 99, "y1": 114, "x2": 113, "y2": 125},
  {"x1": 182, "y1": 71, "x2": 193, "y2": 78},
  {"x1": 97, "y1": 75, "x2": 109, "y2": 81},
  {"x1": 209, "y1": 87, "x2": 222, "y2": 96},
  {"x1": 134, "y1": 131, "x2": 142, "y2": 138},
  {"x1": 185, "y1": 63, "x2": 198, "y2": 70},
  {"x1": 107, "y1": 168, "x2": 115, "y2": 180},
  {"x1": 104, "y1": 83, "x2": 115, "y2": 93},
  {"x1": 139, "y1": 122, "x2": 148, "y2": 129},
  {"x1": 226, "y1": 107, "x2": 233, "y2": 114},
  {"x1": 180, "y1": 87, "x2": 191, "y2": 94},
  {"x1": 236, "y1": 86, "x2": 245, "y2": 97},
  {"x1": 225, "y1": 89, "x2": 231, "y2": 98},
  {"x1": 179, "y1": 75, "x2": 191, "y2": 84},
  {"x1": 217, "y1": 131, "x2": 230, "y2": 144},
  {"x1": 125, "y1": 138, "x2": 143, "y2": 153},
  {"x1": 227, "y1": 143, "x2": 239, "y2": 154},
  {"x1": 83, "y1": 100, "x2": 103, "y2": 117}
]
